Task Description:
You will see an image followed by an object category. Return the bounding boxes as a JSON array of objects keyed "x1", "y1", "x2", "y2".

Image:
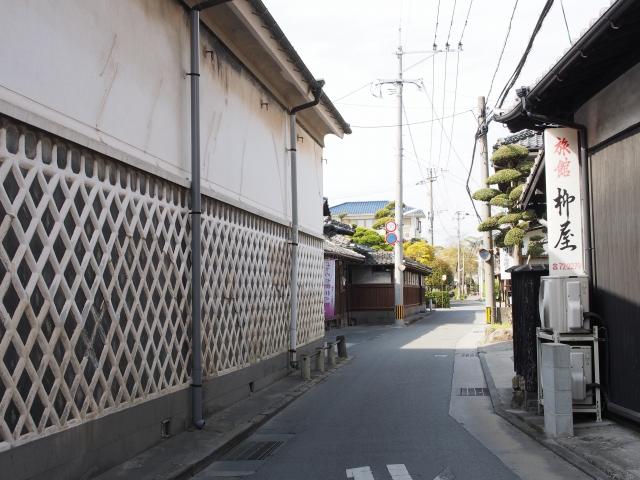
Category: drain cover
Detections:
[
  {"x1": 458, "y1": 387, "x2": 489, "y2": 396},
  {"x1": 459, "y1": 352, "x2": 478, "y2": 358},
  {"x1": 221, "y1": 441, "x2": 284, "y2": 461}
]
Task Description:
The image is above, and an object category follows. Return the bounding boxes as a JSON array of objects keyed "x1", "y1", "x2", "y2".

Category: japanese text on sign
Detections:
[{"x1": 544, "y1": 128, "x2": 584, "y2": 276}]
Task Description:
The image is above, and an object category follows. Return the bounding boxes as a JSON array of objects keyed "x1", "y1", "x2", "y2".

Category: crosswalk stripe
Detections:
[
  {"x1": 387, "y1": 464, "x2": 413, "y2": 480},
  {"x1": 346, "y1": 466, "x2": 375, "y2": 480}
]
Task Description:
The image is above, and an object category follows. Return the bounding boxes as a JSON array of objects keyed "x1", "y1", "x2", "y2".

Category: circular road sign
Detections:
[
  {"x1": 385, "y1": 232, "x2": 398, "y2": 245},
  {"x1": 384, "y1": 220, "x2": 397, "y2": 232}
]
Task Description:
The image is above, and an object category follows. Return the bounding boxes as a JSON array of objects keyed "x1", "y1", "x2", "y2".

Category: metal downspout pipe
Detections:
[
  {"x1": 288, "y1": 81, "x2": 325, "y2": 369},
  {"x1": 188, "y1": 0, "x2": 232, "y2": 430}
]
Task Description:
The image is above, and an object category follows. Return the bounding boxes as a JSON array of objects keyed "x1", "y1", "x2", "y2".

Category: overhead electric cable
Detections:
[
  {"x1": 486, "y1": 0, "x2": 520, "y2": 104},
  {"x1": 560, "y1": 0, "x2": 572, "y2": 45},
  {"x1": 495, "y1": 0, "x2": 555, "y2": 108},
  {"x1": 445, "y1": 0, "x2": 459, "y2": 47},
  {"x1": 350, "y1": 109, "x2": 473, "y2": 129},
  {"x1": 458, "y1": 0, "x2": 474, "y2": 45},
  {"x1": 334, "y1": 82, "x2": 372, "y2": 102},
  {"x1": 445, "y1": 51, "x2": 462, "y2": 168},
  {"x1": 419, "y1": 81, "x2": 468, "y2": 173},
  {"x1": 403, "y1": 105, "x2": 427, "y2": 179},
  {"x1": 433, "y1": 0, "x2": 442, "y2": 48},
  {"x1": 436, "y1": 51, "x2": 449, "y2": 170}
]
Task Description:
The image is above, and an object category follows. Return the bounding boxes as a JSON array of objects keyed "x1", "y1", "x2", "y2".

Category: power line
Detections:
[
  {"x1": 418, "y1": 81, "x2": 469, "y2": 173},
  {"x1": 349, "y1": 109, "x2": 473, "y2": 129},
  {"x1": 333, "y1": 82, "x2": 372, "y2": 102},
  {"x1": 495, "y1": 0, "x2": 555, "y2": 109},
  {"x1": 458, "y1": 0, "x2": 475, "y2": 46},
  {"x1": 486, "y1": 0, "x2": 520, "y2": 104},
  {"x1": 436, "y1": 51, "x2": 449, "y2": 169},
  {"x1": 560, "y1": 0, "x2": 572, "y2": 45},
  {"x1": 403, "y1": 104, "x2": 426, "y2": 179},
  {"x1": 433, "y1": 0, "x2": 442, "y2": 49},
  {"x1": 445, "y1": 0, "x2": 459, "y2": 47},
  {"x1": 445, "y1": 51, "x2": 461, "y2": 169}
]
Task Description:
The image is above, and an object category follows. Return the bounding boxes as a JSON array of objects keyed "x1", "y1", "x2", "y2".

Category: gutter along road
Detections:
[{"x1": 192, "y1": 302, "x2": 592, "y2": 480}]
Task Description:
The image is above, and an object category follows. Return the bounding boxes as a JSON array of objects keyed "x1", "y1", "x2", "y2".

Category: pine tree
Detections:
[{"x1": 472, "y1": 144, "x2": 537, "y2": 264}]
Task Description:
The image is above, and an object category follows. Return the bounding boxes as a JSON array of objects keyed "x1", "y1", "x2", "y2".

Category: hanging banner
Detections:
[
  {"x1": 324, "y1": 259, "x2": 336, "y2": 318},
  {"x1": 544, "y1": 128, "x2": 584, "y2": 277}
]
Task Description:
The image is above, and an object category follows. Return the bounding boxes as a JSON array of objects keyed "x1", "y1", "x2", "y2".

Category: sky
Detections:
[{"x1": 262, "y1": 0, "x2": 611, "y2": 246}]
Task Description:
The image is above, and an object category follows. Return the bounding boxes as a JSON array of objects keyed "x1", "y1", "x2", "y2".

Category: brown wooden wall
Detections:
[
  {"x1": 349, "y1": 284, "x2": 423, "y2": 310},
  {"x1": 590, "y1": 131, "x2": 640, "y2": 419}
]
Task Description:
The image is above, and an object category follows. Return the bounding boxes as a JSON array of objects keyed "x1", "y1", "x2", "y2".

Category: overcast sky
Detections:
[{"x1": 263, "y1": 0, "x2": 611, "y2": 245}]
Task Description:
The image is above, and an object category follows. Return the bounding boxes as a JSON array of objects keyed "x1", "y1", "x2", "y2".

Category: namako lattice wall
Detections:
[{"x1": 0, "y1": 115, "x2": 324, "y2": 449}]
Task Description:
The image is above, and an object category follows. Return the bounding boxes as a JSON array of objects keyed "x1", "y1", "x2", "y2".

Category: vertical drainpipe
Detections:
[
  {"x1": 288, "y1": 80, "x2": 325, "y2": 368},
  {"x1": 189, "y1": 0, "x2": 232, "y2": 430}
]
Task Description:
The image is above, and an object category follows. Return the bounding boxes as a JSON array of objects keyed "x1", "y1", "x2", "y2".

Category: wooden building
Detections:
[{"x1": 498, "y1": 0, "x2": 640, "y2": 422}]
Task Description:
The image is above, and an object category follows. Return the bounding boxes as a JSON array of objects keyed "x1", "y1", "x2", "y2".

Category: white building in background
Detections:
[
  {"x1": 330, "y1": 200, "x2": 426, "y2": 240},
  {"x1": 0, "y1": 1, "x2": 349, "y2": 479}
]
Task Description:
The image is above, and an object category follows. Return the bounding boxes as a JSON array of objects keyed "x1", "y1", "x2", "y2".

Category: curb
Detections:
[
  {"x1": 478, "y1": 351, "x2": 614, "y2": 480},
  {"x1": 167, "y1": 355, "x2": 354, "y2": 480}
]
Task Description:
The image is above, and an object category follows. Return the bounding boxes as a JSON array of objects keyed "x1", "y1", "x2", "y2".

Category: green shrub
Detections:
[
  {"x1": 427, "y1": 290, "x2": 451, "y2": 308},
  {"x1": 477, "y1": 215, "x2": 502, "y2": 232},
  {"x1": 518, "y1": 160, "x2": 535, "y2": 173},
  {"x1": 509, "y1": 184, "x2": 524, "y2": 201},
  {"x1": 472, "y1": 188, "x2": 501, "y2": 202},
  {"x1": 498, "y1": 212, "x2": 523, "y2": 225},
  {"x1": 504, "y1": 227, "x2": 525, "y2": 246},
  {"x1": 489, "y1": 194, "x2": 513, "y2": 208},
  {"x1": 491, "y1": 144, "x2": 529, "y2": 166},
  {"x1": 486, "y1": 169, "x2": 522, "y2": 185}
]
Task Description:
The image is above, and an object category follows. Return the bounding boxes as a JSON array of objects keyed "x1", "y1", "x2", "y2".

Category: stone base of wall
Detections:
[{"x1": 0, "y1": 339, "x2": 323, "y2": 480}]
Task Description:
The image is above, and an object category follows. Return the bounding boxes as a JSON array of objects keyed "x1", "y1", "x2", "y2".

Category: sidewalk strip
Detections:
[{"x1": 387, "y1": 463, "x2": 413, "y2": 480}]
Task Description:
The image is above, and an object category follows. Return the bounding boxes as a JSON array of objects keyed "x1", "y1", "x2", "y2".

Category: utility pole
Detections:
[
  {"x1": 478, "y1": 96, "x2": 496, "y2": 322},
  {"x1": 375, "y1": 42, "x2": 421, "y2": 326},
  {"x1": 454, "y1": 211, "x2": 469, "y2": 299},
  {"x1": 416, "y1": 167, "x2": 445, "y2": 245}
]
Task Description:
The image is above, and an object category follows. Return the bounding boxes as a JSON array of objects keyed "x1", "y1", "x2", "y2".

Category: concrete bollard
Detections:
[
  {"x1": 327, "y1": 342, "x2": 336, "y2": 367},
  {"x1": 336, "y1": 335, "x2": 348, "y2": 358},
  {"x1": 315, "y1": 346, "x2": 325, "y2": 373},
  {"x1": 541, "y1": 343, "x2": 573, "y2": 437},
  {"x1": 300, "y1": 354, "x2": 311, "y2": 380}
]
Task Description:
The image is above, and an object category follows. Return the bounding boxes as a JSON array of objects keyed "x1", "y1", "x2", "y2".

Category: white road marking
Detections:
[
  {"x1": 346, "y1": 343, "x2": 356, "y2": 348},
  {"x1": 433, "y1": 354, "x2": 448, "y2": 358},
  {"x1": 346, "y1": 466, "x2": 374, "y2": 480},
  {"x1": 387, "y1": 464, "x2": 413, "y2": 480}
]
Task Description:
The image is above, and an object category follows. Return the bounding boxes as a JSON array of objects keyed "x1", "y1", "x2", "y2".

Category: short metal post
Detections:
[
  {"x1": 316, "y1": 346, "x2": 325, "y2": 373},
  {"x1": 327, "y1": 342, "x2": 336, "y2": 367},
  {"x1": 337, "y1": 335, "x2": 348, "y2": 358},
  {"x1": 300, "y1": 354, "x2": 311, "y2": 380}
]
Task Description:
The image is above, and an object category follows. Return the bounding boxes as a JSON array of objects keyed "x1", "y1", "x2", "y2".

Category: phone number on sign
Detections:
[{"x1": 552, "y1": 262, "x2": 582, "y2": 271}]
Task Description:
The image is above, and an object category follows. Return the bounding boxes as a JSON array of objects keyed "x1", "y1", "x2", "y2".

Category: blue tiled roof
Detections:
[{"x1": 329, "y1": 201, "x2": 419, "y2": 216}]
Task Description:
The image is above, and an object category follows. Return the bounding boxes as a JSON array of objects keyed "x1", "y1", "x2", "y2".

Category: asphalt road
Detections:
[{"x1": 194, "y1": 302, "x2": 591, "y2": 480}]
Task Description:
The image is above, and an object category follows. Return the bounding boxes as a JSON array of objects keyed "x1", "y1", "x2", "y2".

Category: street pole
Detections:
[
  {"x1": 453, "y1": 211, "x2": 468, "y2": 299},
  {"x1": 394, "y1": 45, "x2": 405, "y2": 326},
  {"x1": 478, "y1": 96, "x2": 496, "y2": 323}
]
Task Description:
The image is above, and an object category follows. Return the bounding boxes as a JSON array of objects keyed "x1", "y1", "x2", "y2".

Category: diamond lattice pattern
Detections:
[{"x1": 0, "y1": 116, "x2": 323, "y2": 448}]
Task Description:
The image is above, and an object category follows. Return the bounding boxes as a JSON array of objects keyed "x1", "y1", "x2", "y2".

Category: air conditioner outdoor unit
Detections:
[{"x1": 539, "y1": 276, "x2": 590, "y2": 333}]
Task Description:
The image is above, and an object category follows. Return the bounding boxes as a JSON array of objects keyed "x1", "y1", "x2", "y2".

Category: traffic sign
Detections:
[
  {"x1": 384, "y1": 220, "x2": 397, "y2": 232},
  {"x1": 385, "y1": 232, "x2": 398, "y2": 245}
]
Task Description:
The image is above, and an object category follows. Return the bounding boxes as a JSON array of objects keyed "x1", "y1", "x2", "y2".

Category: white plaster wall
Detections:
[
  {"x1": 575, "y1": 62, "x2": 640, "y2": 147},
  {"x1": 0, "y1": 0, "x2": 324, "y2": 234}
]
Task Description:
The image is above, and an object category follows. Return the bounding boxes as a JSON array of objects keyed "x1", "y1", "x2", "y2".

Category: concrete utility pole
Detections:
[
  {"x1": 394, "y1": 45, "x2": 405, "y2": 326},
  {"x1": 376, "y1": 44, "x2": 421, "y2": 326},
  {"x1": 454, "y1": 211, "x2": 469, "y2": 299},
  {"x1": 416, "y1": 167, "x2": 444, "y2": 246},
  {"x1": 477, "y1": 96, "x2": 496, "y2": 322}
]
